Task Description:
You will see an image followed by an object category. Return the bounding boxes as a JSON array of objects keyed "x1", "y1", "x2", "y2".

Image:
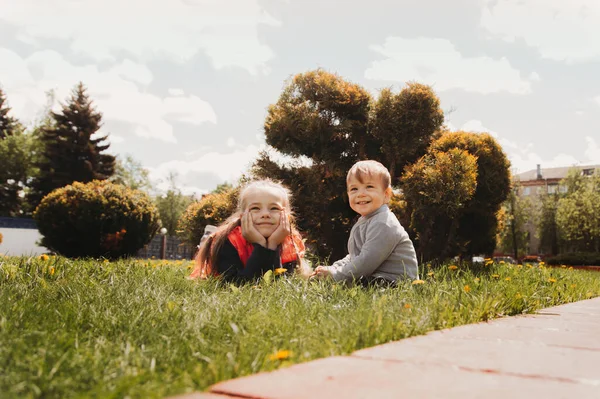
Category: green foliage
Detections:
[
  {"x1": 155, "y1": 173, "x2": 194, "y2": 237},
  {"x1": 28, "y1": 82, "x2": 116, "y2": 211},
  {"x1": 537, "y1": 193, "x2": 560, "y2": 255},
  {"x1": 427, "y1": 131, "x2": 511, "y2": 258},
  {"x1": 111, "y1": 154, "x2": 153, "y2": 192},
  {"x1": 33, "y1": 180, "x2": 160, "y2": 258},
  {"x1": 0, "y1": 130, "x2": 36, "y2": 217},
  {"x1": 0, "y1": 256, "x2": 598, "y2": 398},
  {"x1": 546, "y1": 252, "x2": 600, "y2": 266},
  {"x1": 497, "y1": 183, "x2": 533, "y2": 259},
  {"x1": 0, "y1": 87, "x2": 19, "y2": 139},
  {"x1": 556, "y1": 170, "x2": 600, "y2": 252},
  {"x1": 256, "y1": 70, "x2": 444, "y2": 259},
  {"x1": 402, "y1": 148, "x2": 478, "y2": 261},
  {"x1": 178, "y1": 185, "x2": 238, "y2": 246}
]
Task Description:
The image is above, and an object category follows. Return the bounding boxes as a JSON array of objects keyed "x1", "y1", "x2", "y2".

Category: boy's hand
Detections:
[
  {"x1": 267, "y1": 210, "x2": 291, "y2": 250},
  {"x1": 241, "y1": 211, "x2": 267, "y2": 247},
  {"x1": 310, "y1": 265, "x2": 333, "y2": 279}
]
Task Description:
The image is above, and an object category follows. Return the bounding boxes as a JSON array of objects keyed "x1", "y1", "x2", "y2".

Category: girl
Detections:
[{"x1": 189, "y1": 179, "x2": 308, "y2": 282}]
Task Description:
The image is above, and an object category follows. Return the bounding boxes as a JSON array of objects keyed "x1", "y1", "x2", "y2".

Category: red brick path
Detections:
[{"x1": 170, "y1": 297, "x2": 600, "y2": 399}]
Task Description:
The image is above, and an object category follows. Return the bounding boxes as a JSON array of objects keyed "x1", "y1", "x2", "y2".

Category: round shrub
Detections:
[
  {"x1": 34, "y1": 180, "x2": 160, "y2": 259},
  {"x1": 177, "y1": 186, "x2": 238, "y2": 247}
]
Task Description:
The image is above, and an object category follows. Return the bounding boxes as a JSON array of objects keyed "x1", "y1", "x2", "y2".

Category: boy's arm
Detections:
[{"x1": 329, "y1": 222, "x2": 399, "y2": 282}]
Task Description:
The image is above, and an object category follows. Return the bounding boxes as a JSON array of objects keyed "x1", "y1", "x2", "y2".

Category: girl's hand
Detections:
[
  {"x1": 310, "y1": 265, "x2": 333, "y2": 279},
  {"x1": 267, "y1": 210, "x2": 291, "y2": 250},
  {"x1": 241, "y1": 211, "x2": 267, "y2": 247}
]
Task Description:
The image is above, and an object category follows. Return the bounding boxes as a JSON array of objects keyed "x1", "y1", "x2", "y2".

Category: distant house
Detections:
[
  {"x1": 0, "y1": 217, "x2": 48, "y2": 256},
  {"x1": 513, "y1": 164, "x2": 599, "y2": 254}
]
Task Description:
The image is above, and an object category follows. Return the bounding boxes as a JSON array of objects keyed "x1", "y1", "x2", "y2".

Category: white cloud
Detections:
[
  {"x1": 148, "y1": 145, "x2": 263, "y2": 195},
  {"x1": 108, "y1": 134, "x2": 125, "y2": 144},
  {"x1": 1, "y1": 0, "x2": 280, "y2": 74},
  {"x1": 595, "y1": 96, "x2": 600, "y2": 107},
  {"x1": 528, "y1": 71, "x2": 541, "y2": 81},
  {"x1": 0, "y1": 48, "x2": 216, "y2": 142},
  {"x1": 227, "y1": 137, "x2": 236, "y2": 147},
  {"x1": 457, "y1": 119, "x2": 581, "y2": 173},
  {"x1": 168, "y1": 88, "x2": 185, "y2": 96},
  {"x1": 585, "y1": 136, "x2": 600, "y2": 163},
  {"x1": 481, "y1": 0, "x2": 600, "y2": 63},
  {"x1": 365, "y1": 37, "x2": 531, "y2": 94}
]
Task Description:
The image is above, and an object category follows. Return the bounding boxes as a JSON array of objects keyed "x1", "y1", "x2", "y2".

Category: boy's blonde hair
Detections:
[{"x1": 346, "y1": 160, "x2": 391, "y2": 189}]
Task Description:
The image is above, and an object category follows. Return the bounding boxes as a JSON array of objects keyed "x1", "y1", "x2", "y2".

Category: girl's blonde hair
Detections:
[{"x1": 192, "y1": 179, "x2": 302, "y2": 279}]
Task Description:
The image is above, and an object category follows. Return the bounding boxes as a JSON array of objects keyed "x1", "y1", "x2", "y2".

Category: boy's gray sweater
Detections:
[{"x1": 329, "y1": 204, "x2": 418, "y2": 282}]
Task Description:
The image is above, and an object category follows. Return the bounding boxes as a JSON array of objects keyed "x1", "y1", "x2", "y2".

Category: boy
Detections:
[{"x1": 312, "y1": 160, "x2": 418, "y2": 284}]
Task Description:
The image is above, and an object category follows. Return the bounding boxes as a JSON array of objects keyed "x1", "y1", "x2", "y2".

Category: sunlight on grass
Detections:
[{"x1": 1, "y1": 255, "x2": 599, "y2": 398}]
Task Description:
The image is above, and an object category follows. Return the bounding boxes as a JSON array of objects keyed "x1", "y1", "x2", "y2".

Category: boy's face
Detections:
[{"x1": 347, "y1": 176, "x2": 391, "y2": 217}]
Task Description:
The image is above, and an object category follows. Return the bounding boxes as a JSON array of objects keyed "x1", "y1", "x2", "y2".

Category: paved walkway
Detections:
[{"x1": 171, "y1": 297, "x2": 600, "y2": 399}]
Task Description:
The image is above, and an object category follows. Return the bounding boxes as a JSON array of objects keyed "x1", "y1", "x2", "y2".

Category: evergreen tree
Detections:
[
  {"x1": 0, "y1": 87, "x2": 18, "y2": 139},
  {"x1": 28, "y1": 82, "x2": 115, "y2": 209}
]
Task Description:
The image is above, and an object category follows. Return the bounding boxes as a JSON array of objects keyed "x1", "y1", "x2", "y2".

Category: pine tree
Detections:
[
  {"x1": 28, "y1": 82, "x2": 115, "y2": 209},
  {"x1": 0, "y1": 87, "x2": 18, "y2": 139}
]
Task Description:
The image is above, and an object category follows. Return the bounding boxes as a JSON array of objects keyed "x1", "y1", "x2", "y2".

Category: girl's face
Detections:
[{"x1": 244, "y1": 187, "x2": 287, "y2": 238}]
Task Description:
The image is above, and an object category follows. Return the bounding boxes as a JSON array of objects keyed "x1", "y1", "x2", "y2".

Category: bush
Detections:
[
  {"x1": 177, "y1": 187, "x2": 238, "y2": 247},
  {"x1": 34, "y1": 180, "x2": 160, "y2": 258},
  {"x1": 546, "y1": 252, "x2": 600, "y2": 266}
]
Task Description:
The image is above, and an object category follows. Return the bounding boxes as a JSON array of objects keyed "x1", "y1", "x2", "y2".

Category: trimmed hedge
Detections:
[
  {"x1": 34, "y1": 180, "x2": 160, "y2": 259},
  {"x1": 177, "y1": 187, "x2": 238, "y2": 247},
  {"x1": 546, "y1": 252, "x2": 600, "y2": 266}
]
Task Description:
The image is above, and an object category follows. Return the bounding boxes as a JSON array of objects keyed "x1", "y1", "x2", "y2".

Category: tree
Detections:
[
  {"x1": 428, "y1": 131, "x2": 511, "y2": 259},
  {"x1": 28, "y1": 82, "x2": 116, "y2": 210},
  {"x1": 497, "y1": 183, "x2": 532, "y2": 259},
  {"x1": 111, "y1": 154, "x2": 153, "y2": 192},
  {"x1": 254, "y1": 70, "x2": 444, "y2": 259},
  {"x1": 0, "y1": 87, "x2": 19, "y2": 139},
  {"x1": 556, "y1": 169, "x2": 600, "y2": 252},
  {"x1": 154, "y1": 172, "x2": 193, "y2": 236},
  {"x1": 402, "y1": 148, "x2": 478, "y2": 262},
  {"x1": 537, "y1": 192, "x2": 560, "y2": 255}
]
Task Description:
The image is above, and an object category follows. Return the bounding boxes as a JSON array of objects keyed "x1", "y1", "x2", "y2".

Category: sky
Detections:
[{"x1": 1, "y1": 0, "x2": 599, "y2": 195}]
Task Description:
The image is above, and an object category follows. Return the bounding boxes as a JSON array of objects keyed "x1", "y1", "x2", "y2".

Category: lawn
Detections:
[{"x1": 1, "y1": 255, "x2": 599, "y2": 398}]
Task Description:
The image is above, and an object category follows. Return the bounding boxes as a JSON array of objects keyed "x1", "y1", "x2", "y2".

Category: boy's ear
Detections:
[{"x1": 385, "y1": 187, "x2": 393, "y2": 201}]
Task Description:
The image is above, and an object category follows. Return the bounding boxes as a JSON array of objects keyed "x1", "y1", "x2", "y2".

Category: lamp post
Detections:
[{"x1": 160, "y1": 227, "x2": 167, "y2": 259}]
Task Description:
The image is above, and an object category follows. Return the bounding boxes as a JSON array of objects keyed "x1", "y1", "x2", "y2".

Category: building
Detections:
[{"x1": 513, "y1": 164, "x2": 599, "y2": 254}]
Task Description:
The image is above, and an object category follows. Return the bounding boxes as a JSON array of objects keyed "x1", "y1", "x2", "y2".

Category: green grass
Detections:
[{"x1": 1, "y1": 256, "x2": 599, "y2": 398}]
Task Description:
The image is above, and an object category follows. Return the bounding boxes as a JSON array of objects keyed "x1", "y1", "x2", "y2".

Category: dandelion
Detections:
[
  {"x1": 404, "y1": 303, "x2": 412, "y2": 309},
  {"x1": 448, "y1": 265, "x2": 458, "y2": 271},
  {"x1": 412, "y1": 279, "x2": 425, "y2": 285},
  {"x1": 499, "y1": 260, "x2": 505, "y2": 265},
  {"x1": 426, "y1": 263, "x2": 432, "y2": 268},
  {"x1": 548, "y1": 278, "x2": 557, "y2": 283},
  {"x1": 49, "y1": 266, "x2": 55, "y2": 276},
  {"x1": 561, "y1": 265, "x2": 567, "y2": 269},
  {"x1": 568, "y1": 267, "x2": 574, "y2": 270},
  {"x1": 463, "y1": 285, "x2": 471, "y2": 293},
  {"x1": 515, "y1": 293, "x2": 522, "y2": 299},
  {"x1": 505, "y1": 277, "x2": 511, "y2": 281},
  {"x1": 474, "y1": 277, "x2": 480, "y2": 283},
  {"x1": 39, "y1": 254, "x2": 49, "y2": 261},
  {"x1": 570, "y1": 284, "x2": 577, "y2": 289},
  {"x1": 269, "y1": 350, "x2": 291, "y2": 361},
  {"x1": 426, "y1": 272, "x2": 434, "y2": 277},
  {"x1": 517, "y1": 264, "x2": 523, "y2": 268},
  {"x1": 274, "y1": 267, "x2": 288, "y2": 276},
  {"x1": 539, "y1": 261, "x2": 546, "y2": 267},
  {"x1": 491, "y1": 274, "x2": 500, "y2": 279}
]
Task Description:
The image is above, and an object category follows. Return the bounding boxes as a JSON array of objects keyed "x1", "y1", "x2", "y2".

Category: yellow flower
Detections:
[
  {"x1": 517, "y1": 264, "x2": 523, "y2": 268},
  {"x1": 491, "y1": 274, "x2": 500, "y2": 279},
  {"x1": 269, "y1": 350, "x2": 291, "y2": 361},
  {"x1": 586, "y1": 292, "x2": 594, "y2": 298},
  {"x1": 505, "y1": 277, "x2": 511, "y2": 281},
  {"x1": 570, "y1": 284, "x2": 577, "y2": 289},
  {"x1": 412, "y1": 279, "x2": 425, "y2": 285},
  {"x1": 499, "y1": 260, "x2": 505, "y2": 264},
  {"x1": 539, "y1": 262, "x2": 546, "y2": 266},
  {"x1": 274, "y1": 267, "x2": 288, "y2": 276},
  {"x1": 484, "y1": 258, "x2": 492, "y2": 262},
  {"x1": 426, "y1": 263, "x2": 432, "y2": 268},
  {"x1": 49, "y1": 266, "x2": 55, "y2": 276},
  {"x1": 560, "y1": 265, "x2": 567, "y2": 268},
  {"x1": 448, "y1": 265, "x2": 458, "y2": 270},
  {"x1": 426, "y1": 272, "x2": 434, "y2": 277},
  {"x1": 515, "y1": 293, "x2": 522, "y2": 299},
  {"x1": 568, "y1": 267, "x2": 573, "y2": 270},
  {"x1": 39, "y1": 254, "x2": 49, "y2": 261},
  {"x1": 463, "y1": 285, "x2": 471, "y2": 293},
  {"x1": 474, "y1": 277, "x2": 480, "y2": 283},
  {"x1": 548, "y1": 278, "x2": 557, "y2": 283},
  {"x1": 404, "y1": 303, "x2": 412, "y2": 309}
]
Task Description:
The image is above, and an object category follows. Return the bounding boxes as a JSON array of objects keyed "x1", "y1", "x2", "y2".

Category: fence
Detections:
[{"x1": 136, "y1": 235, "x2": 196, "y2": 260}]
